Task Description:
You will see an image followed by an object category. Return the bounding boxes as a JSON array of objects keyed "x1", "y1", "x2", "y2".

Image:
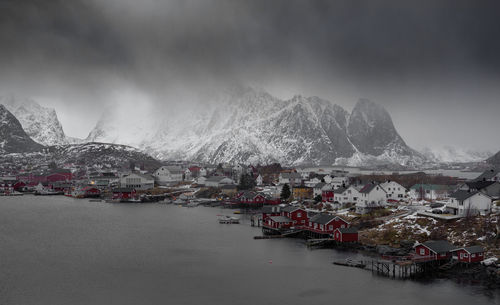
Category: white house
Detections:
[
  {"x1": 380, "y1": 181, "x2": 407, "y2": 201},
  {"x1": 305, "y1": 177, "x2": 322, "y2": 187},
  {"x1": 120, "y1": 173, "x2": 155, "y2": 190},
  {"x1": 446, "y1": 190, "x2": 492, "y2": 217},
  {"x1": 205, "y1": 176, "x2": 235, "y2": 187},
  {"x1": 334, "y1": 185, "x2": 361, "y2": 205},
  {"x1": 458, "y1": 181, "x2": 500, "y2": 199},
  {"x1": 153, "y1": 166, "x2": 184, "y2": 186},
  {"x1": 323, "y1": 175, "x2": 334, "y2": 184},
  {"x1": 278, "y1": 173, "x2": 302, "y2": 186},
  {"x1": 408, "y1": 184, "x2": 451, "y2": 201},
  {"x1": 331, "y1": 176, "x2": 349, "y2": 189},
  {"x1": 356, "y1": 183, "x2": 387, "y2": 214}
]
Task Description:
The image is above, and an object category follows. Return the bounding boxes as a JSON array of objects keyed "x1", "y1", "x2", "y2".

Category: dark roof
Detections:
[
  {"x1": 269, "y1": 216, "x2": 292, "y2": 223},
  {"x1": 333, "y1": 187, "x2": 347, "y2": 194},
  {"x1": 463, "y1": 245, "x2": 485, "y2": 254},
  {"x1": 360, "y1": 183, "x2": 378, "y2": 194},
  {"x1": 282, "y1": 205, "x2": 304, "y2": 213},
  {"x1": 309, "y1": 214, "x2": 336, "y2": 225},
  {"x1": 450, "y1": 190, "x2": 479, "y2": 201},
  {"x1": 262, "y1": 206, "x2": 280, "y2": 214},
  {"x1": 465, "y1": 181, "x2": 496, "y2": 190},
  {"x1": 421, "y1": 240, "x2": 455, "y2": 254},
  {"x1": 313, "y1": 182, "x2": 326, "y2": 189},
  {"x1": 474, "y1": 169, "x2": 499, "y2": 181},
  {"x1": 337, "y1": 227, "x2": 358, "y2": 234},
  {"x1": 451, "y1": 245, "x2": 484, "y2": 254}
]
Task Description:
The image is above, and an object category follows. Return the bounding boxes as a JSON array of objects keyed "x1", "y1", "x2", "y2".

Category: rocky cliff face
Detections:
[
  {"x1": 2, "y1": 96, "x2": 68, "y2": 146},
  {"x1": 0, "y1": 104, "x2": 44, "y2": 153}
]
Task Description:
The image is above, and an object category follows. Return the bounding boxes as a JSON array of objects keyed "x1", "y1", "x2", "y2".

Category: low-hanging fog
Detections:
[{"x1": 1, "y1": 0, "x2": 499, "y2": 152}]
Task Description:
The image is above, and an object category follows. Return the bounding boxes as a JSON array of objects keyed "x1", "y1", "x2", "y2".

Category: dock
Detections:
[{"x1": 369, "y1": 256, "x2": 444, "y2": 279}]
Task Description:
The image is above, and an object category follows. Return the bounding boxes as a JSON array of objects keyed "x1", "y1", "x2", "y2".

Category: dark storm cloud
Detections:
[{"x1": 0, "y1": 0, "x2": 500, "y2": 150}]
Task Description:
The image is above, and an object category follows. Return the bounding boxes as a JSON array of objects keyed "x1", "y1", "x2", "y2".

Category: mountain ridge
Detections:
[
  {"x1": 86, "y1": 87, "x2": 425, "y2": 166},
  {"x1": 0, "y1": 104, "x2": 45, "y2": 153}
]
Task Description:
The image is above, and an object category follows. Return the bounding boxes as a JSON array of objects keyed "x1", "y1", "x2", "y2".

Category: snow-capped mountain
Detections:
[
  {"x1": 419, "y1": 146, "x2": 493, "y2": 164},
  {"x1": 0, "y1": 104, "x2": 44, "y2": 153},
  {"x1": 86, "y1": 86, "x2": 424, "y2": 167},
  {"x1": 1, "y1": 95, "x2": 68, "y2": 146}
]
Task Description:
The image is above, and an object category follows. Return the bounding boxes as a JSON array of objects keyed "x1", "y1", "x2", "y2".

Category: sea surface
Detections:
[{"x1": 0, "y1": 196, "x2": 498, "y2": 305}]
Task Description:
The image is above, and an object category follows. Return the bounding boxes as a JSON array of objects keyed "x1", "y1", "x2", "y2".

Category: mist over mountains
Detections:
[{"x1": 0, "y1": 87, "x2": 495, "y2": 168}]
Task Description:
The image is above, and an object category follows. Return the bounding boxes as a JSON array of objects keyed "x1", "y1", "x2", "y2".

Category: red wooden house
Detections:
[
  {"x1": 235, "y1": 191, "x2": 267, "y2": 205},
  {"x1": 307, "y1": 214, "x2": 349, "y2": 235},
  {"x1": 333, "y1": 227, "x2": 359, "y2": 242},
  {"x1": 322, "y1": 188, "x2": 335, "y2": 203},
  {"x1": 280, "y1": 206, "x2": 308, "y2": 227},
  {"x1": 112, "y1": 188, "x2": 136, "y2": 200},
  {"x1": 262, "y1": 205, "x2": 281, "y2": 222},
  {"x1": 13, "y1": 181, "x2": 26, "y2": 191},
  {"x1": 451, "y1": 246, "x2": 485, "y2": 263},
  {"x1": 414, "y1": 240, "x2": 455, "y2": 261},
  {"x1": 264, "y1": 216, "x2": 293, "y2": 230}
]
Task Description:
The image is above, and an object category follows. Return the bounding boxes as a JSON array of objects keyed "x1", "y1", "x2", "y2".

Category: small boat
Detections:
[
  {"x1": 233, "y1": 210, "x2": 242, "y2": 214},
  {"x1": 218, "y1": 215, "x2": 240, "y2": 224}
]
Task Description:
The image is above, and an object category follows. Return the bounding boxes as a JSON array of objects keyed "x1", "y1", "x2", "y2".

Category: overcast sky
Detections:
[{"x1": 1, "y1": 0, "x2": 499, "y2": 152}]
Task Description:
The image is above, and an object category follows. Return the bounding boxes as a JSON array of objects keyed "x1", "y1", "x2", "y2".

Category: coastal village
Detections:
[{"x1": 1, "y1": 159, "x2": 500, "y2": 281}]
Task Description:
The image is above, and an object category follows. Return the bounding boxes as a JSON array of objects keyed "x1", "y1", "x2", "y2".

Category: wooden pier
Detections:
[{"x1": 369, "y1": 257, "x2": 444, "y2": 279}]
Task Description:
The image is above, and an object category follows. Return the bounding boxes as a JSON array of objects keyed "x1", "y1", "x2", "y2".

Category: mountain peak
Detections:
[
  {"x1": 347, "y1": 99, "x2": 415, "y2": 158},
  {"x1": 0, "y1": 104, "x2": 45, "y2": 153},
  {"x1": 0, "y1": 95, "x2": 68, "y2": 146}
]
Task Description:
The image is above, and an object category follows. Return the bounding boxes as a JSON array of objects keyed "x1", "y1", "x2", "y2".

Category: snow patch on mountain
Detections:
[
  {"x1": 419, "y1": 146, "x2": 493, "y2": 163},
  {"x1": 1, "y1": 95, "x2": 68, "y2": 146}
]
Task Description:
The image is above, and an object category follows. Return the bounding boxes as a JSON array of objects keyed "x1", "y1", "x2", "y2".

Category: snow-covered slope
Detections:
[
  {"x1": 86, "y1": 87, "x2": 424, "y2": 167},
  {"x1": 419, "y1": 146, "x2": 493, "y2": 164},
  {"x1": 0, "y1": 104, "x2": 44, "y2": 153},
  {"x1": 1, "y1": 95, "x2": 68, "y2": 146},
  {"x1": 48, "y1": 142, "x2": 161, "y2": 170}
]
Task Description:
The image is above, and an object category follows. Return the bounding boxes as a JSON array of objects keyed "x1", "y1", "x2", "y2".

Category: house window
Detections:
[
  {"x1": 329, "y1": 225, "x2": 333, "y2": 230},
  {"x1": 464, "y1": 253, "x2": 469, "y2": 258},
  {"x1": 419, "y1": 248, "x2": 425, "y2": 255},
  {"x1": 471, "y1": 254, "x2": 476, "y2": 258},
  {"x1": 479, "y1": 253, "x2": 483, "y2": 256},
  {"x1": 297, "y1": 212, "x2": 302, "y2": 217},
  {"x1": 341, "y1": 224, "x2": 345, "y2": 228}
]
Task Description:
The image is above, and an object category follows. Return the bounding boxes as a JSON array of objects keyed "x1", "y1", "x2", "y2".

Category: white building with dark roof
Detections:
[
  {"x1": 153, "y1": 166, "x2": 184, "y2": 186},
  {"x1": 446, "y1": 190, "x2": 492, "y2": 217}
]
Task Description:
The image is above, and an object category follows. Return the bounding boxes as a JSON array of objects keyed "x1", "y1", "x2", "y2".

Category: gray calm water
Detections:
[{"x1": 0, "y1": 196, "x2": 498, "y2": 305}]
